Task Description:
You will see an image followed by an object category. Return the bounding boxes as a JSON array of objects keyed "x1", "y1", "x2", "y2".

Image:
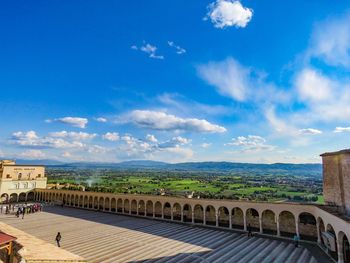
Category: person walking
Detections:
[
  {"x1": 293, "y1": 234, "x2": 300, "y2": 248},
  {"x1": 248, "y1": 224, "x2": 252, "y2": 237},
  {"x1": 22, "y1": 206, "x2": 25, "y2": 219},
  {"x1": 55, "y1": 232, "x2": 62, "y2": 247}
]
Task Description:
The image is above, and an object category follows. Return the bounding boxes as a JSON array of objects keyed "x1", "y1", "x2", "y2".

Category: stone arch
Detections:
[
  {"x1": 163, "y1": 202, "x2": 171, "y2": 219},
  {"x1": 131, "y1": 200, "x2": 137, "y2": 214},
  {"x1": 155, "y1": 201, "x2": 162, "y2": 218},
  {"x1": 327, "y1": 224, "x2": 338, "y2": 261},
  {"x1": 93, "y1": 196, "x2": 98, "y2": 209},
  {"x1": 70, "y1": 195, "x2": 74, "y2": 206},
  {"x1": 279, "y1": 211, "x2": 296, "y2": 238},
  {"x1": 84, "y1": 196, "x2": 89, "y2": 208},
  {"x1": 138, "y1": 200, "x2": 145, "y2": 216},
  {"x1": 99, "y1": 197, "x2": 104, "y2": 210},
  {"x1": 298, "y1": 212, "x2": 317, "y2": 241},
  {"x1": 111, "y1": 198, "x2": 116, "y2": 212},
  {"x1": 218, "y1": 206, "x2": 229, "y2": 227},
  {"x1": 117, "y1": 198, "x2": 123, "y2": 212},
  {"x1": 339, "y1": 231, "x2": 350, "y2": 263},
  {"x1": 205, "y1": 205, "x2": 216, "y2": 226},
  {"x1": 317, "y1": 217, "x2": 325, "y2": 245},
  {"x1": 183, "y1": 204, "x2": 192, "y2": 223},
  {"x1": 246, "y1": 208, "x2": 259, "y2": 232},
  {"x1": 27, "y1": 192, "x2": 35, "y2": 202},
  {"x1": 124, "y1": 199, "x2": 130, "y2": 213},
  {"x1": 88, "y1": 196, "x2": 93, "y2": 208},
  {"x1": 18, "y1": 192, "x2": 26, "y2": 202},
  {"x1": 146, "y1": 200, "x2": 153, "y2": 217},
  {"x1": 79, "y1": 195, "x2": 84, "y2": 207},
  {"x1": 194, "y1": 204, "x2": 204, "y2": 224},
  {"x1": 172, "y1": 203, "x2": 181, "y2": 221},
  {"x1": 231, "y1": 207, "x2": 244, "y2": 230},
  {"x1": 1, "y1": 193, "x2": 9, "y2": 203},
  {"x1": 10, "y1": 193, "x2": 18, "y2": 203},
  {"x1": 75, "y1": 195, "x2": 79, "y2": 206},
  {"x1": 66, "y1": 194, "x2": 71, "y2": 205},
  {"x1": 104, "y1": 197, "x2": 110, "y2": 211},
  {"x1": 262, "y1": 209, "x2": 277, "y2": 235}
]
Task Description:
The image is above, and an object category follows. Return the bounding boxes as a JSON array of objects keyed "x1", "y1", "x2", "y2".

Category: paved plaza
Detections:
[{"x1": 0, "y1": 206, "x2": 330, "y2": 263}]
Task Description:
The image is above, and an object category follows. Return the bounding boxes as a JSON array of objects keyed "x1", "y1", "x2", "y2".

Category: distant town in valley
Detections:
[{"x1": 42, "y1": 160, "x2": 323, "y2": 204}]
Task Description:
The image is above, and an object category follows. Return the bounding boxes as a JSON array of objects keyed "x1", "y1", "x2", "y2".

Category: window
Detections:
[
  {"x1": 6, "y1": 174, "x2": 11, "y2": 178},
  {"x1": 37, "y1": 174, "x2": 41, "y2": 178}
]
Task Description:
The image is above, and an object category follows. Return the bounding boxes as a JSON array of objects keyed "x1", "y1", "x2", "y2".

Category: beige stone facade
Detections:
[
  {"x1": 0, "y1": 160, "x2": 47, "y2": 203},
  {"x1": 321, "y1": 150, "x2": 350, "y2": 216}
]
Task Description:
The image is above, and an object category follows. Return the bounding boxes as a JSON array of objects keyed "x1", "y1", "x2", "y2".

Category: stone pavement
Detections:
[{"x1": 0, "y1": 206, "x2": 331, "y2": 263}]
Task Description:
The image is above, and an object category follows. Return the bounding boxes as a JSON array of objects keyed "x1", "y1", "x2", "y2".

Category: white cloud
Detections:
[
  {"x1": 95, "y1": 117, "x2": 107, "y2": 123},
  {"x1": 146, "y1": 134, "x2": 158, "y2": 143},
  {"x1": 132, "y1": 43, "x2": 164, "y2": 59},
  {"x1": 197, "y1": 58, "x2": 250, "y2": 101},
  {"x1": 201, "y1": 143, "x2": 212, "y2": 148},
  {"x1": 295, "y1": 68, "x2": 332, "y2": 102},
  {"x1": 226, "y1": 135, "x2": 275, "y2": 152},
  {"x1": 158, "y1": 136, "x2": 191, "y2": 148},
  {"x1": 205, "y1": 0, "x2": 253, "y2": 29},
  {"x1": 334, "y1": 127, "x2": 350, "y2": 133},
  {"x1": 119, "y1": 110, "x2": 226, "y2": 133},
  {"x1": 167, "y1": 41, "x2": 186, "y2": 55},
  {"x1": 20, "y1": 149, "x2": 46, "y2": 159},
  {"x1": 49, "y1": 131, "x2": 97, "y2": 140},
  {"x1": 308, "y1": 13, "x2": 350, "y2": 68},
  {"x1": 298, "y1": 128, "x2": 322, "y2": 135},
  {"x1": 11, "y1": 130, "x2": 86, "y2": 149},
  {"x1": 102, "y1": 132, "x2": 120, "y2": 141},
  {"x1": 46, "y1": 117, "x2": 88, "y2": 128}
]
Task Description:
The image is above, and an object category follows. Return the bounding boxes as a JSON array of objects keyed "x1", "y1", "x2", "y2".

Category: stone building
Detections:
[
  {"x1": 321, "y1": 149, "x2": 350, "y2": 216},
  {"x1": 0, "y1": 160, "x2": 47, "y2": 203}
]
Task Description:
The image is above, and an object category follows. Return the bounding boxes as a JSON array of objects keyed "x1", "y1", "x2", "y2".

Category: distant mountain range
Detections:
[{"x1": 13, "y1": 159, "x2": 322, "y2": 177}]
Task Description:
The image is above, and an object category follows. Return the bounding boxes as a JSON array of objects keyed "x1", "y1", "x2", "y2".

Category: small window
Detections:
[
  {"x1": 37, "y1": 174, "x2": 41, "y2": 178},
  {"x1": 6, "y1": 174, "x2": 11, "y2": 178}
]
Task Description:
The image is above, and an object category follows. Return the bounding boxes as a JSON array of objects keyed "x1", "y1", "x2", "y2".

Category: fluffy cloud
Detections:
[
  {"x1": 334, "y1": 127, "x2": 350, "y2": 133},
  {"x1": 158, "y1": 136, "x2": 191, "y2": 148},
  {"x1": 11, "y1": 130, "x2": 85, "y2": 149},
  {"x1": 49, "y1": 131, "x2": 97, "y2": 140},
  {"x1": 198, "y1": 58, "x2": 249, "y2": 101},
  {"x1": 205, "y1": 0, "x2": 253, "y2": 29},
  {"x1": 308, "y1": 13, "x2": 350, "y2": 68},
  {"x1": 46, "y1": 117, "x2": 88, "y2": 128},
  {"x1": 201, "y1": 143, "x2": 212, "y2": 148},
  {"x1": 20, "y1": 149, "x2": 46, "y2": 159},
  {"x1": 146, "y1": 134, "x2": 158, "y2": 143},
  {"x1": 167, "y1": 41, "x2": 186, "y2": 55},
  {"x1": 298, "y1": 128, "x2": 322, "y2": 135},
  {"x1": 102, "y1": 132, "x2": 120, "y2": 141},
  {"x1": 95, "y1": 117, "x2": 107, "y2": 123},
  {"x1": 226, "y1": 135, "x2": 275, "y2": 152},
  {"x1": 295, "y1": 68, "x2": 332, "y2": 102},
  {"x1": 119, "y1": 110, "x2": 226, "y2": 133},
  {"x1": 131, "y1": 43, "x2": 164, "y2": 59}
]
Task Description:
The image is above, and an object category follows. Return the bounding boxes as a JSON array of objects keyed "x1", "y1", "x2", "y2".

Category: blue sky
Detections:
[{"x1": 1, "y1": 0, "x2": 350, "y2": 163}]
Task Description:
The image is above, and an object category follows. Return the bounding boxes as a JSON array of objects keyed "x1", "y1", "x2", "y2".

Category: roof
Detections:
[
  {"x1": 2, "y1": 164, "x2": 45, "y2": 167},
  {"x1": 320, "y1": 149, "x2": 350, "y2": 157},
  {"x1": 0, "y1": 232, "x2": 17, "y2": 246}
]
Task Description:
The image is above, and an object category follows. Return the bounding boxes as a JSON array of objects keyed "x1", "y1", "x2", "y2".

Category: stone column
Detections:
[
  {"x1": 215, "y1": 212, "x2": 219, "y2": 227},
  {"x1": 171, "y1": 208, "x2": 173, "y2": 221},
  {"x1": 181, "y1": 209, "x2": 184, "y2": 222},
  {"x1": 229, "y1": 211, "x2": 232, "y2": 229},
  {"x1": 162, "y1": 206, "x2": 164, "y2": 219},
  {"x1": 337, "y1": 238, "x2": 344, "y2": 263},
  {"x1": 243, "y1": 213, "x2": 247, "y2": 231},
  {"x1": 316, "y1": 221, "x2": 321, "y2": 244},
  {"x1": 192, "y1": 211, "x2": 195, "y2": 224},
  {"x1": 259, "y1": 216, "x2": 263, "y2": 234},
  {"x1": 295, "y1": 218, "x2": 300, "y2": 238},
  {"x1": 276, "y1": 217, "x2": 280, "y2": 236},
  {"x1": 204, "y1": 211, "x2": 206, "y2": 225},
  {"x1": 153, "y1": 203, "x2": 155, "y2": 218},
  {"x1": 129, "y1": 203, "x2": 131, "y2": 215}
]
